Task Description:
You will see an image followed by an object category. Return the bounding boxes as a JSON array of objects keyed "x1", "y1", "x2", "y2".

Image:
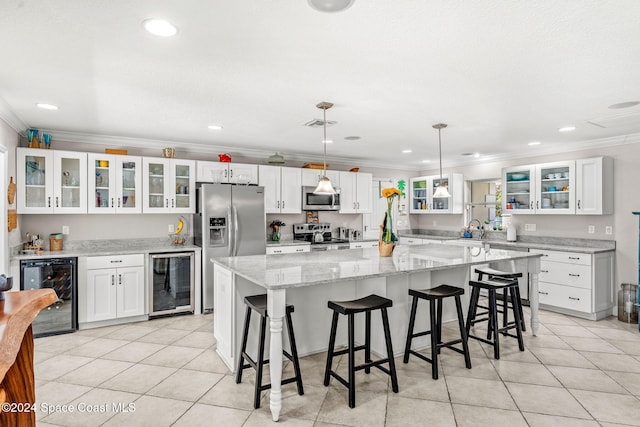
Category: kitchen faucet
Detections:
[{"x1": 469, "y1": 219, "x2": 485, "y2": 239}]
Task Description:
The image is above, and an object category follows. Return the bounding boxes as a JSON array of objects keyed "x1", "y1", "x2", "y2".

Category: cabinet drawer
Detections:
[
  {"x1": 538, "y1": 282, "x2": 591, "y2": 313},
  {"x1": 266, "y1": 245, "x2": 310, "y2": 255},
  {"x1": 539, "y1": 261, "x2": 591, "y2": 289},
  {"x1": 530, "y1": 249, "x2": 591, "y2": 266},
  {"x1": 86, "y1": 254, "x2": 145, "y2": 269}
]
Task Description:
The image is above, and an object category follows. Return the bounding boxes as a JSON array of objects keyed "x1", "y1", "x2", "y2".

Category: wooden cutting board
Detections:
[{"x1": 7, "y1": 177, "x2": 16, "y2": 204}]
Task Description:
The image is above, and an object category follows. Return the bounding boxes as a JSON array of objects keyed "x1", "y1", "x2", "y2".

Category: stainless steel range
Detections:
[{"x1": 293, "y1": 223, "x2": 350, "y2": 251}]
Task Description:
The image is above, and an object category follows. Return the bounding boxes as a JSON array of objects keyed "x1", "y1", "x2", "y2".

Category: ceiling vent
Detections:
[
  {"x1": 304, "y1": 119, "x2": 337, "y2": 128},
  {"x1": 586, "y1": 111, "x2": 640, "y2": 129}
]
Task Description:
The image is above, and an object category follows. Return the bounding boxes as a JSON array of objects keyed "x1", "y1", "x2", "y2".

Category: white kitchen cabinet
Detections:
[
  {"x1": 143, "y1": 157, "x2": 196, "y2": 213},
  {"x1": 502, "y1": 157, "x2": 612, "y2": 215},
  {"x1": 266, "y1": 245, "x2": 310, "y2": 255},
  {"x1": 530, "y1": 248, "x2": 614, "y2": 319},
  {"x1": 88, "y1": 154, "x2": 142, "y2": 214},
  {"x1": 213, "y1": 265, "x2": 235, "y2": 369},
  {"x1": 17, "y1": 148, "x2": 87, "y2": 214},
  {"x1": 575, "y1": 157, "x2": 613, "y2": 215},
  {"x1": 85, "y1": 254, "x2": 145, "y2": 323},
  {"x1": 349, "y1": 241, "x2": 379, "y2": 249},
  {"x1": 258, "y1": 165, "x2": 302, "y2": 214},
  {"x1": 399, "y1": 237, "x2": 425, "y2": 245},
  {"x1": 196, "y1": 160, "x2": 258, "y2": 185},
  {"x1": 339, "y1": 171, "x2": 372, "y2": 213},
  {"x1": 301, "y1": 168, "x2": 340, "y2": 188},
  {"x1": 409, "y1": 173, "x2": 463, "y2": 214}
]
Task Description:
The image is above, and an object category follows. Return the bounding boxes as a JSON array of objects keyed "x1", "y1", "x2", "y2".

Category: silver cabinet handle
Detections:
[
  {"x1": 118, "y1": 274, "x2": 122, "y2": 285},
  {"x1": 295, "y1": 248, "x2": 304, "y2": 252},
  {"x1": 569, "y1": 273, "x2": 580, "y2": 277},
  {"x1": 577, "y1": 200, "x2": 581, "y2": 209},
  {"x1": 111, "y1": 275, "x2": 115, "y2": 286},
  {"x1": 541, "y1": 269, "x2": 549, "y2": 273},
  {"x1": 110, "y1": 260, "x2": 123, "y2": 263},
  {"x1": 568, "y1": 257, "x2": 580, "y2": 260},
  {"x1": 172, "y1": 199, "x2": 175, "y2": 208},
  {"x1": 55, "y1": 196, "x2": 59, "y2": 207},
  {"x1": 282, "y1": 200, "x2": 285, "y2": 209},
  {"x1": 165, "y1": 198, "x2": 169, "y2": 208},
  {"x1": 536, "y1": 200, "x2": 539, "y2": 209},
  {"x1": 224, "y1": 169, "x2": 228, "y2": 178},
  {"x1": 568, "y1": 296, "x2": 580, "y2": 300},
  {"x1": 111, "y1": 197, "x2": 114, "y2": 208},
  {"x1": 118, "y1": 198, "x2": 121, "y2": 207},
  {"x1": 277, "y1": 200, "x2": 280, "y2": 208},
  {"x1": 539, "y1": 291, "x2": 549, "y2": 295},
  {"x1": 48, "y1": 196, "x2": 51, "y2": 207},
  {"x1": 230, "y1": 169, "x2": 233, "y2": 178},
  {"x1": 274, "y1": 250, "x2": 282, "y2": 254},
  {"x1": 530, "y1": 201, "x2": 534, "y2": 209}
]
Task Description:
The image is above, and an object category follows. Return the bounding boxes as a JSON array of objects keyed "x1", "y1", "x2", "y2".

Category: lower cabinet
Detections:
[
  {"x1": 266, "y1": 245, "x2": 310, "y2": 255},
  {"x1": 84, "y1": 254, "x2": 145, "y2": 323},
  {"x1": 530, "y1": 249, "x2": 614, "y2": 319}
]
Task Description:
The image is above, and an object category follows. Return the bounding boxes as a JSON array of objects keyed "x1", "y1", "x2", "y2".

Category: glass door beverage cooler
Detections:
[
  {"x1": 149, "y1": 252, "x2": 195, "y2": 317},
  {"x1": 20, "y1": 257, "x2": 77, "y2": 337}
]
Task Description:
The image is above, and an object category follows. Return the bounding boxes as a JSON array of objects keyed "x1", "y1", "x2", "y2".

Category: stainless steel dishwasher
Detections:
[{"x1": 149, "y1": 252, "x2": 195, "y2": 317}]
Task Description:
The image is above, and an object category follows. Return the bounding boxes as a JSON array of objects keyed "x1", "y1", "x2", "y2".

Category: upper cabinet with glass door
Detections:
[
  {"x1": 502, "y1": 165, "x2": 536, "y2": 214},
  {"x1": 409, "y1": 173, "x2": 463, "y2": 214},
  {"x1": 143, "y1": 158, "x2": 195, "y2": 213},
  {"x1": 87, "y1": 154, "x2": 142, "y2": 214},
  {"x1": 535, "y1": 161, "x2": 575, "y2": 214},
  {"x1": 17, "y1": 147, "x2": 87, "y2": 214}
]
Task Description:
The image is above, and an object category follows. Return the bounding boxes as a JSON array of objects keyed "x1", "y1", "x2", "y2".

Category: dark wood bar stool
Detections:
[
  {"x1": 466, "y1": 276, "x2": 525, "y2": 360},
  {"x1": 471, "y1": 267, "x2": 526, "y2": 333},
  {"x1": 235, "y1": 294, "x2": 304, "y2": 409},
  {"x1": 403, "y1": 285, "x2": 472, "y2": 379},
  {"x1": 323, "y1": 294, "x2": 399, "y2": 408}
]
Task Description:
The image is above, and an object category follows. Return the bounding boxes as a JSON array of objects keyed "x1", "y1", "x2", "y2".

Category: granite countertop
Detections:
[
  {"x1": 398, "y1": 231, "x2": 615, "y2": 254},
  {"x1": 212, "y1": 241, "x2": 541, "y2": 290},
  {"x1": 10, "y1": 238, "x2": 201, "y2": 261}
]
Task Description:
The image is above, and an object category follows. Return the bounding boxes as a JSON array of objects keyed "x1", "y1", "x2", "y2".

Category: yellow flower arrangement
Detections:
[{"x1": 380, "y1": 187, "x2": 402, "y2": 244}]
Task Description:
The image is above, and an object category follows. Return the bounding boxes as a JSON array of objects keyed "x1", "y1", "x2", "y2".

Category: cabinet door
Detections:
[
  {"x1": 116, "y1": 265, "x2": 145, "y2": 318},
  {"x1": 280, "y1": 167, "x2": 302, "y2": 214},
  {"x1": 259, "y1": 165, "x2": 281, "y2": 213},
  {"x1": 576, "y1": 157, "x2": 613, "y2": 215},
  {"x1": 536, "y1": 161, "x2": 575, "y2": 214},
  {"x1": 86, "y1": 268, "x2": 117, "y2": 322},
  {"x1": 17, "y1": 148, "x2": 54, "y2": 213},
  {"x1": 410, "y1": 177, "x2": 429, "y2": 213},
  {"x1": 431, "y1": 175, "x2": 451, "y2": 213},
  {"x1": 144, "y1": 158, "x2": 170, "y2": 212},
  {"x1": 172, "y1": 159, "x2": 195, "y2": 213},
  {"x1": 196, "y1": 161, "x2": 229, "y2": 183},
  {"x1": 116, "y1": 156, "x2": 142, "y2": 213},
  {"x1": 356, "y1": 173, "x2": 372, "y2": 213},
  {"x1": 88, "y1": 153, "x2": 117, "y2": 213},
  {"x1": 229, "y1": 163, "x2": 258, "y2": 185},
  {"x1": 502, "y1": 165, "x2": 536, "y2": 214},
  {"x1": 339, "y1": 171, "x2": 357, "y2": 213},
  {"x1": 53, "y1": 150, "x2": 87, "y2": 213}
]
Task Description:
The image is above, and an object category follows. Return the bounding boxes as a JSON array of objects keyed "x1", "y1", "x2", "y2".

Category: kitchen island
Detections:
[{"x1": 211, "y1": 241, "x2": 542, "y2": 421}]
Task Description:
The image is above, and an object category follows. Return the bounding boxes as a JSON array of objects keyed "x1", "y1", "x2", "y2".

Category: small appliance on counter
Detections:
[
  {"x1": 293, "y1": 223, "x2": 349, "y2": 251},
  {"x1": 336, "y1": 227, "x2": 362, "y2": 242}
]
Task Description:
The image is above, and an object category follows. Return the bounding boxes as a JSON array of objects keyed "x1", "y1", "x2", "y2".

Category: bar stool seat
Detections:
[
  {"x1": 236, "y1": 294, "x2": 304, "y2": 409},
  {"x1": 466, "y1": 276, "x2": 525, "y2": 360},
  {"x1": 324, "y1": 294, "x2": 398, "y2": 408},
  {"x1": 403, "y1": 285, "x2": 471, "y2": 379}
]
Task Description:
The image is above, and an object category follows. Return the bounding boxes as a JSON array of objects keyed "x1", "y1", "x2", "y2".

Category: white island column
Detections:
[{"x1": 267, "y1": 288, "x2": 286, "y2": 422}]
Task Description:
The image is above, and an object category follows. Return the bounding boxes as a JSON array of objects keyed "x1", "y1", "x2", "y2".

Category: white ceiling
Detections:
[{"x1": 1, "y1": 0, "x2": 640, "y2": 170}]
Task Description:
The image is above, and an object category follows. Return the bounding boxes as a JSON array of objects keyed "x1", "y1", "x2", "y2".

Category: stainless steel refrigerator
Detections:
[{"x1": 194, "y1": 183, "x2": 266, "y2": 312}]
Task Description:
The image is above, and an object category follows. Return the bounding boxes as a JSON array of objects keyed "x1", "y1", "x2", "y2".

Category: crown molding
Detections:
[{"x1": 0, "y1": 97, "x2": 28, "y2": 134}]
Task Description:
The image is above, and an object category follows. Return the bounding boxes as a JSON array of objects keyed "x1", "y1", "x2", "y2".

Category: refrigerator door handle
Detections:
[
  {"x1": 227, "y1": 206, "x2": 233, "y2": 256},
  {"x1": 232, "y1": 205, "x2": 239, "y2": 256}
]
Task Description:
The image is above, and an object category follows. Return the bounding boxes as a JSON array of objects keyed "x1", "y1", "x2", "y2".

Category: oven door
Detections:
[{"x1": 302, "y1": 186, "x2": 341, "y2": 211}]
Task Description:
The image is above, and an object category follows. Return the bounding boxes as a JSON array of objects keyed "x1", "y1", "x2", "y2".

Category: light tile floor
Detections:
[{"x1": 32, "y1": 307, "x2": 640, "y2": 426}]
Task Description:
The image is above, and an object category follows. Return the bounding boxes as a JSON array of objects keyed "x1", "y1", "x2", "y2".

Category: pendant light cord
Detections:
[
  {"x1": 323, "y1": 106, "x2": 327, "y2": 174},
  {"x1": 438, "y1": 127, "x2": 443, "y2": 182}
]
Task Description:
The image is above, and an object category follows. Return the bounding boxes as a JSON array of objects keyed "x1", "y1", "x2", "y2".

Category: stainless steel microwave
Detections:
[{"x1": 301, "y1": 186, "x2": 341, "y2": 211}]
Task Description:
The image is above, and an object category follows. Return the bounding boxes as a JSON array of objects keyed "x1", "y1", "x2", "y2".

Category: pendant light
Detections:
[
  {"x1": 313, "y1": 101, "x2": 337, "y2": 194},
  {"x1": 432, "y1": 123, "x2": 451, "y2": 198}
]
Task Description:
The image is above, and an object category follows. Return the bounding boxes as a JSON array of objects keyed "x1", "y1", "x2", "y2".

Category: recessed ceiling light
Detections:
[
  {"x1": 402, "y1": 149, "x2": 412, "y2": 153},
  {"x1": 472, "y1": 153, "x2": 480, "y2": 158},
  {"x1": 322, "y1": 139, "x2": 333, "y2": 144},
  {"x1": 36, "y1": 103, "x2": 59, "y2": 110},
  {"x1": 207, "y1": 124, "x2": 223, "y2": 130},
  {"x1": 421, "y1": 159, "x2": 431, "y2": 163},
  {"x1": 308, "y1": 0, "x2": 355, "y2": 13},
  {"x1": 528, "y1": 141, "x2": 541, "y2": 146},
  {"x1": 608, "y1": 101, "x2": 640, "y2": 109},
  {"x1": 143, "y1": 18, "x2": 178, "y2": 37},
  {"x1": 344, "y1": 136, "x2": 360, "y2": 140},
  {"x1": 559, "y1": 126, "x2": 576, "y2": 132}
]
